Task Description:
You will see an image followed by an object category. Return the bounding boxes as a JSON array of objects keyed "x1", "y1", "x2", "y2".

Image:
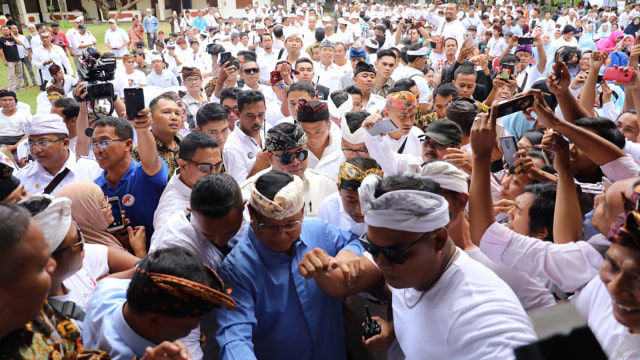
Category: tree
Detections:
[{"x1": 92, "y1": 0, "x2": 144, "y2": 21}]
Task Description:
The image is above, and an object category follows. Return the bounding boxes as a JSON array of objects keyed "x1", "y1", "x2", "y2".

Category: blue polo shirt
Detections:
[{"x1": 95, "y1": 158, "x2": 168, "y2": 243}]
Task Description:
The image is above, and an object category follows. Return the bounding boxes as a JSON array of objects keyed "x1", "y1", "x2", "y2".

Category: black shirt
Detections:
[{"x1": 0, "y1": 36, "x2": 20, "y2": 62}]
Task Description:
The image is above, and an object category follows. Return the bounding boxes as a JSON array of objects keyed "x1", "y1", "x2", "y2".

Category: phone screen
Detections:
[
  {"x1": 500, "y1": 64, "x2": 514, "y2": 80},
  {"x1": 367, "y1": 118, "x2": 398, "y2": 136},
  {"x1": 496, "y1": 95, "x2": 534, "y2": 118},
  {"x1": 108, "y1": 197, "x2": 124, "y2": 231}
]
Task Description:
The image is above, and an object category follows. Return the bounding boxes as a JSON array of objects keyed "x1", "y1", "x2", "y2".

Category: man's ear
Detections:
[
  {"x1": 433, "y1": 227, "x2": 449, "y2": 252},
  {"x1": 382, "y1": 108, "x2": 389, "y2": 118}
]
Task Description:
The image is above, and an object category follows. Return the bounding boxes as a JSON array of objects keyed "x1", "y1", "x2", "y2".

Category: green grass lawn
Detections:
[{"x1": 1, "y1": 22, "x2": 172, "y2": 110}]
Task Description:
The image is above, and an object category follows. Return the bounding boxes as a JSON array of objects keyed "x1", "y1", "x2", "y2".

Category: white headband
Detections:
[
  {"x1": 249, "y1": 175, "x2": 304, "y2": 220},
  {"x1": 418, "y1": 161, "x2": 469, "y2": 195},
  {"x1": 341, "y1": 116, "x2": 367, "y2": 144},
  {"x1": 358, "y1": 174, "x2": 450, "y2": 232}
]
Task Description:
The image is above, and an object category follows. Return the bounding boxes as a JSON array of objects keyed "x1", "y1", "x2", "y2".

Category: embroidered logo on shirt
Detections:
[
  {"x1": 122, "y1": 194, "x2": 135, "y2": 206},
  {"x1": 247, "y1": 152, "x2": 255, "y2": 159}
]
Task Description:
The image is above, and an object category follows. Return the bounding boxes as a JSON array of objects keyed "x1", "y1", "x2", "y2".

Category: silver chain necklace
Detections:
[{"x1": 403, "y1": 248, "x2": 459, "y2": 309}]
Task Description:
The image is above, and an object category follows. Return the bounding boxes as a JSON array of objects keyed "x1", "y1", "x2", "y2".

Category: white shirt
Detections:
[
  {"x1": 104, "y1": 28, "x2": 130, "y2": 58},
  {"x1": 32, "y1": 45, "x2": 73, "y2": 84},
  {"x1": 307, "y1": 122, "x2": 342, "y2": 178},
  {"x1": 115, "y1": 69, "x2": 147, "y2": 89},
  {"x1": 153, "y1": 170, "x2": 191, "y2": 231},
  {"x1": 241, "y1": 167, "x2": 337, "y2": 217},
  {"x1": 429, "y1": 16, "x2": 466, "y2": 57},
  {"x1": 69, "y1": 31, "x2": 97, "y2": 56},
  {"x1": 16, "y1": 34, "x2": 30, "y2": 58},
  {"x1": 0, "y1": 108, "x2": 31, "y2": 138},
  {"x1": 317, "y1": 192, "x2": 366, "y2": 236},
  {"x1": 389, "y1": 250, "x2": 537, "y2": 360},
  {"x1": 516, "y1": 64, "x2": 544, "y2": 91},
  {"x1": 146, "y1": 69, "x2": 179, "y2": 88},
  {"x1": 256, "y1": 47, "x2": 279, "y2": 83},
  {"x1": 539, "y1": 19, "x2": 557, "y2": 35},
  {"x1": 364, "y1": 93, "x2": 387, "y2": 114},
  {"x1": 488, "y1": 37, "x2": 508, "y2": 57},
  {"x1": 17, "y1": 151, "x2": 102, "y2": 196},
  {"x1": 314, "y1": 61, "x2": 343, "y2": 93},
  {"x1": 241, "y1": 84, "x2": 284, "y2": 128},
  {"x1": 363, "y1": 128, "x2": 425, "y2": 176},
  {"x1": 401, "y1": 67, "x2": 430, "y2": 104},
  {"x1": 222, "y1": 125, "x2": 264, "y2": 183}
]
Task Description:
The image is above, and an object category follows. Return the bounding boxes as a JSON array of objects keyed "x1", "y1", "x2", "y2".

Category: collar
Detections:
[
  {"x1": 115, "y1": 304, "x2": 156, "y2": 357},
  {"x1": 154, "y1": 134, "x2": 181, "y2": 153},
  {"x1": 37, "y1": 150, "x2": 76, "y2": 176},
  {"x1": 247, "y1": 222, "x2": 308, "y2": 265},
  {"x1": 97, "y1": 158, "x2": 136, "y2": 188}
]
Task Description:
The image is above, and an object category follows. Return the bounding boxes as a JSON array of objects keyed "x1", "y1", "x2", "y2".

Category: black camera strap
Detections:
[{"x1": 43, "y1": 168, "x2": 70, "y2": 194}]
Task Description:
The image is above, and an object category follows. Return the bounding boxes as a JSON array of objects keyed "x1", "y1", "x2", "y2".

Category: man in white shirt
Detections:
[
  {"x1": 114, "y1": 54, "x2": 146, "y2": 94},
  {"x1": 104, "y1": 19, "x2": 130, "y2": 58},
  {"x1": 239, "y1": 59, "x2": 284, "y2": 127},
  {"x1": 314, "y1": 39, "x2": 342, "y2": 93},
  {"x1": 31, "y1": 32, "x2": 73, "y2": 87},
  {"x1": 146, "y1": 53, "x2": 178, "y2": 88},
  {"x1": 255, "y1": 33, "x2": 278, "y2": 83},
  {"x1": 397, "y1": 45, "x2": 430, "y2": 114},
  {"x1": 539, "y1": 12, "x2": 556, "y2": 35},
  {"x1": 427, "y1": 2, "x2": 466, "y2": 57},
  {"x1": 296, "y1": 99, "x2": 342, "y2": 178},
  {"x1": 153, "y1": 132, "x2": 222, "y2": 231},
  {"x1": 68, "y1": 24, "x2": 96, "y2": 80},
  {"x1": 17, "y1": 113, "x2": 101, "y2": 195},
  {"x1": 0, "y1": 89, "x2": 31, "y2": 151},
  {"x1": 222, "y1": 90, "x2": 268, "y2": 183}
]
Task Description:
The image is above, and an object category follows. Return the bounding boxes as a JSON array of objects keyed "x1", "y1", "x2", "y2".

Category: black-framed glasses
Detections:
[
  {"x1": 243, "y1": 67, "x2": 259, "y2": 74},
  {"x1": 341, "y1": 148, "x2": 369, "y2": 155},
  {"x1": 52, "y1": 221, "x2": 85, "y2": 256},
  {"x1": 256, "y1": 220, "x2": 302, "y2": 232},
  {"x1": 27, "y1": 138, "x2": 65, "y2": 149},
  {"x1": 359, "y1": 231, "x2": 431, "y2": 264},
  {"x1": 186, "y1": 159, "x2": 224, "y2": 173},
  {"x1": 89, "y1": 138, "x2": 127, "y2": 150},
  {"x1": 271, "y1": 149, "x2": 308, "y2": 165}
]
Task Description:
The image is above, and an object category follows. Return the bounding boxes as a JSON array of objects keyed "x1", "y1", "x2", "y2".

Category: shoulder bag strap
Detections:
[{"x1": 43, "y1": 168, "x2": 70, "y2": 194}]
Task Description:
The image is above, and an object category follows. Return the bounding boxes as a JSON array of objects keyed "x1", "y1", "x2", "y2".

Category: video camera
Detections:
[{"x1": 78, "y1": 48, "x2": 117, "y2": 117}]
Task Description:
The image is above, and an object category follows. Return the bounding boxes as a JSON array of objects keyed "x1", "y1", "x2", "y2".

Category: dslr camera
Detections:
[{"x1": 78, "y1": 47, "x2": 117, "y2": 102}]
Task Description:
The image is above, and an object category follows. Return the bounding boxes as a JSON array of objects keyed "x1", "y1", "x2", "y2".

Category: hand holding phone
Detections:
[
  {"x1": 518, "y1": 37, "x2": 534, "y2": 45},
  {"x1": 500, "y1": 64, "x2": 515, "y2": 81},
  {"x1": 496, "y1": 94, "x2": 535, "y2": 118},
  {"x1": 219, "y1": 51, "x2": 232, "y2": 65},
  {"x1": 124, "y1": 87, "x2": 145, "y2": 121},
  {"x1": 603, "y1": 67, "x2": 635, "y2": 83},
  {"x1": 500, "y1": 136, "x2": 519, "y2": 174},
  {"x1": 362, "y1": 304, "x2": 381, "y2": 340},
  {"x1": 107, "y1": 197, "x2": 125, "y2": 231}
]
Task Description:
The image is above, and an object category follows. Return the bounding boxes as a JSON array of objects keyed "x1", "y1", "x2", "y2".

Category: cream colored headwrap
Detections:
[
  {"x1": 341, "y1": 116, "x2": 367, "y2": 144},
  {"x1": 358, "y1": 174, "x2": 450, "y2": 232},
  {"x1": 418, "y1": 161, "x2": 469, "y2": 195},
  {"x1": 328, "y1": 94, "x2": 353, "y2": 119},
  {"x1": 249, "y1": 175, "x2": 304, "y2": 220}
]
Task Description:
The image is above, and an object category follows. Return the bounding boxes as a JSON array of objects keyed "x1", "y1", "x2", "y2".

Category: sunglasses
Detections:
[
  {"x1": 271, "y1": 149, "x2": 308, "y2": 165},
  {"x1": 52, "y1": 221, "x2": 85, "y2": 256},
  {"x1": 243, "y1": 67, "x2": 259, "y2": 74},
  {"x1": 359, "y1": 231, "x2": 430, "y2": 264},
  {"x1": 186, "y1": 159, "x2": 224, "y2": 173}
]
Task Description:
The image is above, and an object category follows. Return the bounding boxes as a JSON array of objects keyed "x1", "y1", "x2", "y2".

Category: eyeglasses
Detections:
[
  {"x1": 255, "y1": 220, "x2": 302, "y2": 232},
  {"x1": 89, "y1": 138, "x2": 127, "y2": 150},
  {"x1": 243, "y1": 67, "x2": 260, "y2": 75},
  {"x1": 271, "y1": 149, "x2": 308, "y2": 165},
  {"x1": 125, "y1": 60, "x2": 135, "y2": 64},
  {"x1": 359, "y1": 231, "x2": 430, "y2": 264},
  {"x1": 223, "y1": 106, "x2": 238, "y2": 114},
  {"x1": 422, "y1": 138, "x2": 450, "y2": 150},
  {"x1": 184, "y1": 77, "x2": 202, "y2": 83},
  {"x1": 186, "y1": 159, "x2": 224, "y2": 173},
  {"x1": 47, "y1": 94, "x2": 63, "y2": 100},
  {"x1": 341, "y1": 148, "x2": 369, "y2": 155},
  {"x1": 27, "y1": 138, "x2": 65, "y2": 149},
  {"x1": 52, "y1": 222, "x2": 85, "y2": 256}
]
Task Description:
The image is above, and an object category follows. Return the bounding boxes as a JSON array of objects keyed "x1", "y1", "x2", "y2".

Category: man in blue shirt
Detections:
[
  {"x1": 192, "y1": 10, "x2": 208, "y2": 32},
  {"x1": 82, "y1": 247, "x2": 237, "y2": 359},
  {"x1": 216, "y1": 169, "x2": 364, "y2": 360},
  {"x1": 142, "y1": 8, "x2": 159, "y2": 50},
  {"x1": 92, "y1": 112, "x2": 168, "y2": 245}
]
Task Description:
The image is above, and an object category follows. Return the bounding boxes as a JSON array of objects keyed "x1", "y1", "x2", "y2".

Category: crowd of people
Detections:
[{"x1": 3, "y1": 0, "x2": 640, "y2": 358}]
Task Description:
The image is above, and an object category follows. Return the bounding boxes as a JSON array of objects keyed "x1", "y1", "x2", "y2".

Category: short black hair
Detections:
[
  {"x1": 444, "y1": 37, "x2": 458, "y2": 47},
  {"x1": 521, "y1": 129, "x2": 545, "y2": 147},
  {"x1": 345, "y1": 85, "x2": 363, "y2": 97},
  {"x1": 294, "y1": 57, "x2": 314, "y2": 69},
  {"x1": 376, "y1": 49, "x2": 396, "y2": 61},
  {"x1": 260, "y1": 32, "x2": 272, "y2": 41},
  {"x1": 393, "y1": 78, "x2": 417, "y2": 92},
  {"x1": 18, "y1": 196, "x2": 53, "y2": 217},
  {"x1": 374, "y1": 175, "x2": 442, "y2": 198},
  {"x1": 190, "y1": 174, "x2": 243, "y2": 217},
  {"x1": 196, "y1": 103, "x2": 228, "y2": 128},
  {"x1": 52, "y1": 98, "x2": 80, "y2": 121},
  {"x1": 0, "y1": 204, "x2": 33, "y2": 284},
  {"x1": 575, "y1": 117, "x2": 626, "y2": 149},
  {"x1": 433, "y1": 83, "x2": 458, "y2": 101},
  {"x1": 345, "y1": 110, "x2": 370, "y2": 133},
  {"x1": 237, "y1": 90, "x2": 265, "y2": 112},
  {"x1": 237, "y1": 50, "x2": 257, "y2": 62},
  {"x1": 315, "y1": 27, "x2": 325, "y2": 42},
  {"x1": 219, "y1": 87, "x2": 241, "y2": 104},
  {"x1": 127, "y1": 247, "x2": 221, "y2": 316},
  {"x1": 499, "y1": 54, "x2": 520, "y2": 67},
  {"x1": 179, "y1": 132, "x2": 219, "y2": 160},
  {"x1": 149, "y1": 92, "x2": 178, "y2": 112},
  {"x1": 287, "y1": 81, "x2": 315, "y2": 98},
  {"x1": 524, "y1": 182, "x2": 558, "y2": 242},
  {"x1": 255, "y1": 169, "x2": 294, "y2": 201},
  {"x1": 94, "y1": 116, "x2": 134, "y2": 140},
  {"x1": 345, "y1": 156, "x2": 381, "y2": 172},
  {"x1": 453, "y1": 65, "x2": 477, "y2": 80}
]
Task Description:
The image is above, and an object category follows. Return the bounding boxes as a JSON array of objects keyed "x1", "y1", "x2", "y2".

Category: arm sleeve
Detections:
[
  {"x1": 327, "y1": 222, "x2": 364, "y2": 256},
  {"x1": 216, "y1": 265, "x2": 258, "y2": 360},
  {"x1": 622, "y1": 140, "x2": 640, "y2": 163},
  {"x1": 363, "y1": 133, "x2": 421, "y2": 176},
  {"x1": 600, "y1": 155, "x2": 640, "y2": 181},
  {"x1": 479, "y1": 222, "x2": 604, "y2": 292}
]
